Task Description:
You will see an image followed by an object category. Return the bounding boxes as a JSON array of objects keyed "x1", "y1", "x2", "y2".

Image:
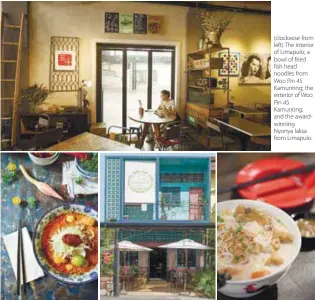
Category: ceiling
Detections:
[{"x1": 146, "y1": 1, "x2": 271, "y2": 14}]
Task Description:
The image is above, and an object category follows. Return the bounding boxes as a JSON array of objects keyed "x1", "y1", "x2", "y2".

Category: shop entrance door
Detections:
[
  {"x1": 149, "y1": 248, "x2": 167, "y2": 279},
  {"x1": 189, "y1": 188, "x2": 204, "y2": 220}
]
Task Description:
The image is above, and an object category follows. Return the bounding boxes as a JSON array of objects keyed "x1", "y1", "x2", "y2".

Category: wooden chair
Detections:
[{"x1": 107, "y1": 125, "x2": 142, "y2": 148}]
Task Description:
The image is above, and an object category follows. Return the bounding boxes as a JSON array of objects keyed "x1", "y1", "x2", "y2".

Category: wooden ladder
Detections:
[{"x1": 1, "y1": 11, "x2": 25, "y2": 148}]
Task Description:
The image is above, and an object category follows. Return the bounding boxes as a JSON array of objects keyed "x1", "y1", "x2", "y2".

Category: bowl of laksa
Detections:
[
  {"x1": 33, "y1": 204, "x2": 98, "y2": 284},
  {"x1": 218, "y1": 200, "x2": 301, "y2": 298}
]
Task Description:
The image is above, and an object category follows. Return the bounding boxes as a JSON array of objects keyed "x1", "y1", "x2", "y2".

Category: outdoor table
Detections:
[
  {"x1": 129, "y1": 111, "x2": 176, "y2": 149},
  {"x1": 217, "y1": 153, "x2": 315, "y2": 300},
  {"x1": 229, "y1": 105, "x2": 268, "y2": 119},
  {"x1": 213, "y1": 116, "x2": 271, "y2": 150},
  {"x1": 0, "y1": 153, "x2": 98, "y2": 299},
  {"x1": 47, "y1": 132, "x2": 140, "y2": 151}
]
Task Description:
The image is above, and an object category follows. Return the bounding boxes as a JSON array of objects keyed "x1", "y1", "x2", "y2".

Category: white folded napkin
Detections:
[
  {"x1": 3, "y1": 227, "x2": 44, "y2": 284},
  {"x1": 62, "y1": 160, "x2": 98, "y2": 198}
]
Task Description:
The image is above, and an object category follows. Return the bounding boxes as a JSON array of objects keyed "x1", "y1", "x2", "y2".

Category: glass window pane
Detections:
[
  {"x1": 177, "y1": 249, "x2": 196, "y2": 267},
  {"x1": 152, "y1": 52, "x2": 173, "y2": 110},
  {"x1": 127, "y1": 51, "x2": 148, "y2": 128},
  {"x1": 101, "y1": 50, "x2": 123, "y2": 132}
]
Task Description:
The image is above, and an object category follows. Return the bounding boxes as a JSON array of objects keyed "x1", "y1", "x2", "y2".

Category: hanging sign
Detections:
[{"x1": 125, "y1": 161, "x2": 156, "y2": 204}]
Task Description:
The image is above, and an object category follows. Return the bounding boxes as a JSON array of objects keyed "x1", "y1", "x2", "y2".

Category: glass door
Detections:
[
  {"x1": 152, "y1": 51, "x2": 173, "y2": 109},
  {"x1": 127, "y1": 50, "x2": 148, "y2": 128},
  {"x1": 100, "y1": 50, "x2": 123, "y2": 132},
  {"x1": 97, "y1": 44, "x2": 175, "y2": 129}
]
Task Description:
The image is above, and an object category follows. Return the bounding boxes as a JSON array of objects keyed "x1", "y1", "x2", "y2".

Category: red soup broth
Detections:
[{"x1": 41, "y1": 212, "x2": 98, "y2": 275}]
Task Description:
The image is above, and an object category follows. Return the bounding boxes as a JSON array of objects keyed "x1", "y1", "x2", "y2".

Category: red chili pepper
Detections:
[{"x1": 66, "y1": 153, "x2": 88, "y2": 160}]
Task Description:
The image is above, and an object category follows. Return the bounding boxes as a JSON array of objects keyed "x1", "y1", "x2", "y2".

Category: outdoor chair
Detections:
[
  {"x1": 105, "y1": 280, "x2": 114, "y2": 296},
  {"x1": 167, "y1": 270, "x2": 177, "y2": 292}
]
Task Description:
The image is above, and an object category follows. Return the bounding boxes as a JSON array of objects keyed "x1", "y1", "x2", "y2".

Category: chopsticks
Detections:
[
  {"x1": 17, "y1": 217, "x2": 26, "y2": 297},
  {"x1": 217, "y1": 163, "x2": 315, "y2": 195}
]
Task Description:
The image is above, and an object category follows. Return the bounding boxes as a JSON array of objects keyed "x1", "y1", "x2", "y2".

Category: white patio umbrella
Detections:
[
  {"x1": 111, "y1": 241, "x2": 152, "y2": 294},
  {"x1": 159, "y1": 239, "x2": 212, "y2": 294},
  {"x1": 115, "y1": 240, "x2": 153, "y2": 252}
]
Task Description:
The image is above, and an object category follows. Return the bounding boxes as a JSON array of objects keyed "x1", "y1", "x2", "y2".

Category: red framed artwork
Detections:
[{"x1": 54, "y1": 50, "x2": 76, "y2": 71}]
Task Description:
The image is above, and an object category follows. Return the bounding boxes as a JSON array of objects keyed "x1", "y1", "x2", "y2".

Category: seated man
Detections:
[
  {"x1": 157, "y1": 90, "x2": 176, "y2": 116},
  {"x1": 147, "y1": 90, "x2": 177, "y2": 143}
]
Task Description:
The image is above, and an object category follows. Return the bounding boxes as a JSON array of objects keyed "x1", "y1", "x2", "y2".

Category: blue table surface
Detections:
[{"x1": 1, "y1": 153, "x2": 98, "y2": 300}]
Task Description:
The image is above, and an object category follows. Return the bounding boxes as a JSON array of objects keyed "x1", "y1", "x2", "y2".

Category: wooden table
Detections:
[
  {"x1": 47, "y1": 132, "x2": 140, "y2": 151},
  {"x1": 214, "y1": 116, "x2": 271, "y2": 150},
  {"x1": 129, "y1": 111, "x2": 176, "y2": 149},
  {"x1": 229, "y1": 106, "x2": 268, "y2": 119},
  {"x1": 1, "y1": 153, "x2": 98, "y2": 299}
]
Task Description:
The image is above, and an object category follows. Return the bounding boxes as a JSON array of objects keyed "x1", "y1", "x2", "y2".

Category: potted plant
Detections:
[
  {"x1": 160, "y1": 194, "x2": 169, "y2": 220},
  {"x1": 19, "y1": 83, "x2": 50, "y2": 113},
  {"x1": 200, "y1": 11, "x2": 233, "y2": 47}
]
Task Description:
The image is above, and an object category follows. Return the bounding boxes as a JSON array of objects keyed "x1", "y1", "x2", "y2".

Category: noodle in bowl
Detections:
[
  {"x1": 218, "y1": 200, "x2": 301, "y2": 298},
  {"x1": 33, "y1": 204, "x2": 98, "y2": 284}
]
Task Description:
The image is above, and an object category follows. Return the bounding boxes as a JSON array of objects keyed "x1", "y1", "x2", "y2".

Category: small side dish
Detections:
[
  {"x1": 28, "y1": 152, "x2": 59, "y2": 166},
  {"x1": 218, "y1": 205, "x2": 294, "y2": 281},
  {"x1": 296, "y1": 218, "x2": 315, "y2": 238},
  {"x1": 76, "y1": 153, "x2": 98, "y2": 182},
  {"x1": 77, "y1": 153, "x2": 98, "y2": 174},
  {"x1": 34, "y1": 204, "x2": 98, "y2": 284}
]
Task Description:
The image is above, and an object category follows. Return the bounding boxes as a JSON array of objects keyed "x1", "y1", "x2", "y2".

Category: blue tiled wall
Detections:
[{"x1": 106, "y1": 158, "x2": 121, "y2": 221}]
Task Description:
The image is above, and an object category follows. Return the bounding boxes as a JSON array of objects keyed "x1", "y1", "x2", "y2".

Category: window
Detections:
[
  {"x1": 120, "y1": 251, "x2": 139, "y2": 266},
  {"x1": 161, "y1": 173, "x2": 204, "y2": 183},
  {"x1": 161, "y1": 187, "x2": 180, "y2": 206},
  {"x1": 97, "y1": 44, "x2": 175, "y2": 128},
  {"x1": 177, "y1": 249, "x2": 196, "y2": 267}
]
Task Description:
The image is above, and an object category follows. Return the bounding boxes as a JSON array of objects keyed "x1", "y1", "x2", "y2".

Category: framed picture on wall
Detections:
[
  {"x1": 105, "y1": 12, "x2": 119, "y2": 33},
  {"x1": 50, "y1": 36, "x2": 79, "y2": 91},
  {"x1": 239, "y1": 53, "x2": 271, "y2": 85},
  {"x1": 119, "y1": 13, "x2": 134, "y2": 33},
  {"x1": 134, "y1": 13, "x2": 147, "y2": 34},
  {"x1": 54, "y1": 50, "x2": 76, "y2": 71},
  {"x1": 148, "y1": 15, "x2": 161, "y2": 34},
  {"x1": 219, "y1": 52, "x2": 240, "y2": 76}
]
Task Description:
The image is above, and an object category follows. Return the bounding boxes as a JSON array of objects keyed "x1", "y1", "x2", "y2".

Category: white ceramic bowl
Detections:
[
  {"x1": 28, "y1": 152, "x2": 59, "y2": 166},
  {"x1": 218, "y1": 199, "x2": 301, "y2": 298}
]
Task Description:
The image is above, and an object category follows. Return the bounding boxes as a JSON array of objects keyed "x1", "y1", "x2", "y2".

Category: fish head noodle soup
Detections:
[{"x1": 217, "y1": 200, "x2": 301, "y2": 298}]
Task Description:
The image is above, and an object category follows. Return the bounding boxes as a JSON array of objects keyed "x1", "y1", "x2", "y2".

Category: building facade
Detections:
[{"x1": 101, "y1": 153, "x2": 215, "y2": 281}]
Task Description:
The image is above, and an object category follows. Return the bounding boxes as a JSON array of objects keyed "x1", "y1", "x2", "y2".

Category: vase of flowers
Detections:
[{"x1": 200, "y1": 12, "x2": 233, "y2": 47}]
